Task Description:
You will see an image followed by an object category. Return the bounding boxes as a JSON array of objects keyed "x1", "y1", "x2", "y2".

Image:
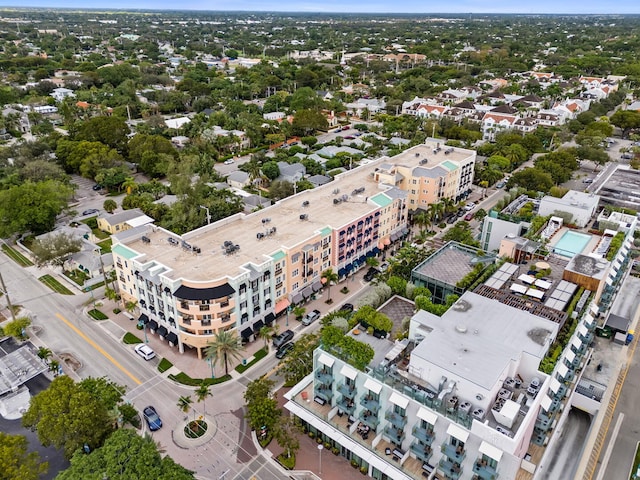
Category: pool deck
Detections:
[{"x1": 547, "y1": 227, "x2": 601, "y2": 258}]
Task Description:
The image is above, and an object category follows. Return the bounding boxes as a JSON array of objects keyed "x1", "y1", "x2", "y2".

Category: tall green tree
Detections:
[
  {"x1": 195, "y1": 382, "x2": 212, "y2": 418},
  {"x1": 321, "y1": 268, "x2": 339, "y2": 303},
  {"x1": 0, "y1": 180, "x2": 73, "y2": 237},
  {"x1": 22, "y1": 376, "x2": 114, "y2": 458},
  {"x1": 31, "y1": 232, "x2": 82, "y2": 268},
  {"x1": 204, "y1": 330, "x2": 244, "y2": 376},
  {"x1": 279, "y1": 333, "x2": 319, "y2": 385},
  {"x1": 244, "y1": 376, "x2": 280, "y2": 432},
  {"x1": 0, "y1": 432, "x2": 48, "y2": 480},
  {"x1": 56, "y1": 429, "x2": 194, "y2": 480}
]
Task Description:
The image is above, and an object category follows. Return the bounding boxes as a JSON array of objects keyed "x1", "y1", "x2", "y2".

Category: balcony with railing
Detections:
[
  {"x1": 472, "y1": 459, "x2": 498, "y2": 480},
  {"x1": 338, "y1": 382, "x2": 356, "y2": 400},
  {"x1": 412, "y1": 424, "x2": 435, "y2": 446},
  {"x1": 441, "y1": 443, "x2": 466, "y2": 464},
  {"x1": 358, "y1": 410, "x2": 379, "y2": 430},
  {"x1": 410, "y1": 442, "x2": 433, "y2": 463},
  {"x1": 359, "y1": 395, "x2": 380, "y2": 414},
  {"x1": 439, "y1": 458, "x2": 463, "y2": 480},
  {"x1": 383, "y1": 424, "x2": 405, "y2": 445},
  {"x1": 385, "y1": 409, "x2": 407, "y2": 429},
  {"x1": 336, "y1": 395, "x2": 356, "y2": 415},
  {"x1": 315, "y1": 368, "x2": 333, "y2": 386}
]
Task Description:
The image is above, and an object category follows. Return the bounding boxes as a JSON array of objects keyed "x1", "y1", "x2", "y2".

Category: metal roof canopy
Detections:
[{"x1": 0, "y1": 345, "x2": 48, "y2": 396}]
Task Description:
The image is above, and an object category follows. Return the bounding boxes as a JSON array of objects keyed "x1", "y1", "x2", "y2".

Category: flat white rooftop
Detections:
[{"x1": 411, "y1": 292, "x2": 559, "y2": 390}]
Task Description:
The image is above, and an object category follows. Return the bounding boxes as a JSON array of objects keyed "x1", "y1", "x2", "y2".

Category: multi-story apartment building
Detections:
[
  {"x1": 284, "y1": 291, "x2": 560, "y2": 480},
  {"x1": 109, "y1": 140, "x2": 476, "y2": 358}
]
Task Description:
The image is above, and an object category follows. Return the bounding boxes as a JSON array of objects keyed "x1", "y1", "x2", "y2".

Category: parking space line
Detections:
[{"x1": 55, "y1": 313, "x2": 142, "y2": 385}]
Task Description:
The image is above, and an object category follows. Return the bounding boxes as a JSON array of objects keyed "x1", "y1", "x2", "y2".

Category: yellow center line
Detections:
[{"x1": 55, "y1": 313, "x2": 142, "y2": 385}]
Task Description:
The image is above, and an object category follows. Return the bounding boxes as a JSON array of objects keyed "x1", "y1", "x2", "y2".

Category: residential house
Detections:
[
  {"x1": 50, "y1": 87, "x2": 75, "y2": 102},
  {"x1": 97, "y1": 209, "x2": 154, "y2": 235},
  {"x1": 165, "y1": 117, "x2": 191, "y2": 130},
  {"x1": 415, "y1": 104, "x2": 448, "y2": 119},
  {"x1": 481, "y1": 113, "x2": 517, "y2": 141},
  {"x1": 227, "y1": 171, "x2": 251, "y2": 189},
  {"x1": 277, "y1": 162, "x2": 306, "y2": 183}
]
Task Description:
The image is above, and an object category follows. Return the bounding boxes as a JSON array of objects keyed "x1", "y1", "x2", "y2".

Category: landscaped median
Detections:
[
  {"x1": 168, "y1": 371, "x2": 231, "y2": 386},
  {"x1": 235, "y1": 347, "x2": 268, "y2": 373},
  {"x1": 1, "y1": 243, "x2": 34, "y2": 267},
  {"x1": 39, "y1": 274, "x2": 73, "y2": 295}
]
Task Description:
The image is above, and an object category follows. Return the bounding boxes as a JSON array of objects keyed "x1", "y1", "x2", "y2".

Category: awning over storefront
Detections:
[
  {"x1": 241, "y1": 327, "x2": 253, "y2": 340},
  {"x1": 275, "y1": 298, "x2": 291, "y2": 314},
  {"x1": 338, "y1": 267, "x2": 346, "y2": 277},
  {"x1": 265, "y1": 313, "x2": 275, "y2": 326},
  {"x1": 167, "y1": 332, "x2": 178, "y2": 345},
  {"x1": 401, "y1": 228, "x2": 409, "y2": 236},
  {"x1": 157, "y1": 326, "x2": 168, "y2": 337},
  {"x1": 253, "y1": 320, "x2": 264, "y2": 334},
  {"x1": 301, "y1": 285, "x2": 314, "y2": 298},
  {"x1": 290, "y1": 292, "x2": 304, "y2": 305},
  {"x1": 312, "y1": 280, "x2": 323, "y2": 292},
  {"x1": 390, "y1": 232, "x2": 400, "y2": 242},
  {"x1": 148, "y1": 319, "x2": 159, "y2": 331},
  {"x1": 174, "y1": 283, "x2": 235, "y2": 301},
  {"x1": 138, "y1": 313, "x2": 149, "y2": 324}
]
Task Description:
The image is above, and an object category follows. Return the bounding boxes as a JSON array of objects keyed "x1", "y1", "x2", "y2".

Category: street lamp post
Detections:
[
  {"x1": 286, "y1": 304, "x2": 293, "y2": 327},
  {"x1": 317, "y1": 444, "x2": 323, "y2": 476}
]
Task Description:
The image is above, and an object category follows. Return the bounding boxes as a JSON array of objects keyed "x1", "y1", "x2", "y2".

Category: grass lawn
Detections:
[
  {"x1": 2, "y1": 244, "x2": 34, "y2": 267},
  {"x1": 97, "y1": 238, "x2": 112, "y2": 254},
  {"x1": 64, "y1": 269, "x2": 89, "y2": 286},
  {"x1": 39, "y1": 275, "x2": 73, "y2": 295},
  {"x1": 88, "y1": 309, "x2": 108, "y2": 320},
  {"x1": 235, "y1": 347, "x2": 268, "y2": 373},
  {"x1": 123, "y1": 332, "x2": 143, "y2": 344},
  {"x1": 168, "y1": 372, "x2": 231, "y2": 386},
  {"x1": 158, "y1": 358, "x2": 173, "y2": 373}
]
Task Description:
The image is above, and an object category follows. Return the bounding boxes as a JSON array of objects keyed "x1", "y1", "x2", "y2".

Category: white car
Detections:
[
  {"x1": 464, "y1": 202, "x2": 476, "y2": 211},
  {"x1": 134, "y1": 344, "x2": 156, "y2": 361},
  {"x1": 224, "y1": 159, "x2": 234, "y2": 165}
]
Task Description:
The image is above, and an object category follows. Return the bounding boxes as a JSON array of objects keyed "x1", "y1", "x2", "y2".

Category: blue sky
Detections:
[{"x1": 8, "y1": 0, "x2": 640, "y2": 13}]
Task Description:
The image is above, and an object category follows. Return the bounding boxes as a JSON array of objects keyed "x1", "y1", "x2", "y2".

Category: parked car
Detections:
[
  {"x1": 224, "y1": 158, "x2": 234, "y2": 165},
  {"x1": 621, "y1": 152, "x2": 634, "y2": 160},
  {"x1": 302, "y1": 309, "x2": 321, "y2": 326},
  {"x1": 464, "y1": 212, "x2": 474, "y2": 221},
  {"x1": 340, "y1": 303, "x2": 354, "y2": 314},
  {"x1": 582, "y1": 178, "x2": 594, "y2": 184},
  {"x1": 92, "y1": 184, "x2": 102, "y2": 191},
  {"x1": 464, "y1": 202, "x2": 476, "y2": 211},
  {"x1": 275, "y1": 342, "x2": 295, "y2": 359},
  {"x1": 82, "y1": 208, "x2": 99, "y2": 216},
  {"x1": 456, "y1": 209, "x2": 465, "y2": 218},
  {"x1": 273, "y1": 329, "x2": 294, "y2": 348},
  {"x1": 379, "y1": 262, "x2": 390, "y2": 272},
  {"x1": 495, "y1": 181, "x2": 506, "y2": 189},
  {"x1": 344, "y1": 135, "x2": 356, "y2": 140},
  {"x1": 134, "y1": 344, "x2": 156, "y2": 361},
  {"x1": 364, "y1": 267, "x2": 380, "y2": 282},
  {"x1": 446, "y1": 215, "x2": 457, "y2": 224},
  {"x1": 143, "y1": 406, "x2": 162, "y2": 431}
]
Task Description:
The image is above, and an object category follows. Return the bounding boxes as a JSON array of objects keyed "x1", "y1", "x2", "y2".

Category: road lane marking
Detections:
[{"x1": 55, "y1": 313, "x2": 141, "y2": 385}]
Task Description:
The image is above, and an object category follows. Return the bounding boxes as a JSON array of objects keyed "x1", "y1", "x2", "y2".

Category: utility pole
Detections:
[{"x1": 0, "y1": 271, "x2": 16, "y2": 322}]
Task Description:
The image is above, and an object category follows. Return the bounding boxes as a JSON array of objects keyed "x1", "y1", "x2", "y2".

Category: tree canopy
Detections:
[
  {"x1": 0, "y1": 432, "x2": 48, "y2": 480},
  {"x1": 56, "y1": 429, "x2": 194, "y2": 480}
]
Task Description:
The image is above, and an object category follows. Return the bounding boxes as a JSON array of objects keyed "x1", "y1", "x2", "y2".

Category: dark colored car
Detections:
[
  {"x1": 275, "y1": 342, "x2": 295, "y2": 359},
  {"x1": 446, "y1": 215, "x2": 457, "y2": 224},
  {"x1": 340, "y1": 303, "x2": 354, "y2": 314},
  {"x1": 143, "y1": 406, "x2": 162, "y2": 431},
  {"x1": 82, "y1": 208, "x2": 99, "y2": 216},
  {"x1": 92, "y1": 184, "x2": 102, "y2": 191},
  {"x1": 273, "y1": 329, "x2": 295, "y2": 348},
  {"x1": 364, "y1": 267, "x2": 380, "y2": 282}
]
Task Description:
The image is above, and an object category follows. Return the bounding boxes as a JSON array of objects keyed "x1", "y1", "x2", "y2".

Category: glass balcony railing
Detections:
[
  {"x1": 315, "y1": 370, "x2": 333, "y2": 385},
  {"x1": 412, "y1": 425, "x2": 435, "y2": 445},
  {"x1": 338, "y1": 383, "x2": 356, "y2": 399},
  {"x1": 384, "y1": 425, "x2": 405, "y2": 444},
  {"x1": 439, "y1": 458, "x2": 463, "y2": 480},
  {"x1": 358, "y1": 411, "x2": 379, "y2": 430},
  {"x1": 314, "y1": 386, "x2": 332, "y2": 402},
  {"x1": 359, "y1": 396, "x2": 380, "y2": 413},
  {"x1": 472, "y1": 460, "x2": 498, "y2": 480},
  {"x1": 441, "y1": 443, "x2": 466, "y2": 463},
  {"x1": 337, "y1": 396, "x2": 356, "y2": 415},
  {"x1": 410, "y1": 442, "x2": 433, "y2": 463},
  {"x1": 385, "y1": 409, "x2": 407, "y2": 429}
]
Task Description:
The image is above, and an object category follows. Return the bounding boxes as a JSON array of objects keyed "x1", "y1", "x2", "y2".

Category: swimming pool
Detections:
[{"x1": 552, "y1": 230, "x2": 592, "y2": 258}]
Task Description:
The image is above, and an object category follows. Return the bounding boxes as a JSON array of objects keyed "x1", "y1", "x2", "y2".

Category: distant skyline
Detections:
[{"x1": 6, "y1": 0, "x2": 640, "y2": 14}]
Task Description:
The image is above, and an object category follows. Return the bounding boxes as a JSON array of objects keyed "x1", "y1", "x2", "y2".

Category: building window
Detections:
[
  {"x1": 292, "y1": 269, "x2": 299, "y2": 277},
  {"x1": 292, "y1": 282, "x2": 299, "y2": 291}
]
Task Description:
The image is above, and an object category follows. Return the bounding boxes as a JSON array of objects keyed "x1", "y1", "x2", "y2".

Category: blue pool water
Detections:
[{"x1": 552, "y1": 230, "x2": 592, "y2": 258}]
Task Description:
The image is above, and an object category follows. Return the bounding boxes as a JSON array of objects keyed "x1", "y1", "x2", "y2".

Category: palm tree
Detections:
[
  {"x1": 125, "y1": 299, "x2": 138, "y2": 315},
  {"x1": 258, "y1": 325, "x2": 274, "y2": 352},
  {"x1": 204, "y1": 330, "x2": 245, "y2": 376},
  {"x1": 321, "y1": 268, "x2": 339, "y2": 303},
  {"x1": 195, "y1": 382, "x2": 212, "y2": 418},
  {"x1": 177, "y1": 395, "x2": 192, "y2": 419},
  {"x1": 37, "y1": 347, "x2": 52, "y2": 364},
  {"x1": 428, "y1": 202, "x2": 444, "y2": 224}
]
